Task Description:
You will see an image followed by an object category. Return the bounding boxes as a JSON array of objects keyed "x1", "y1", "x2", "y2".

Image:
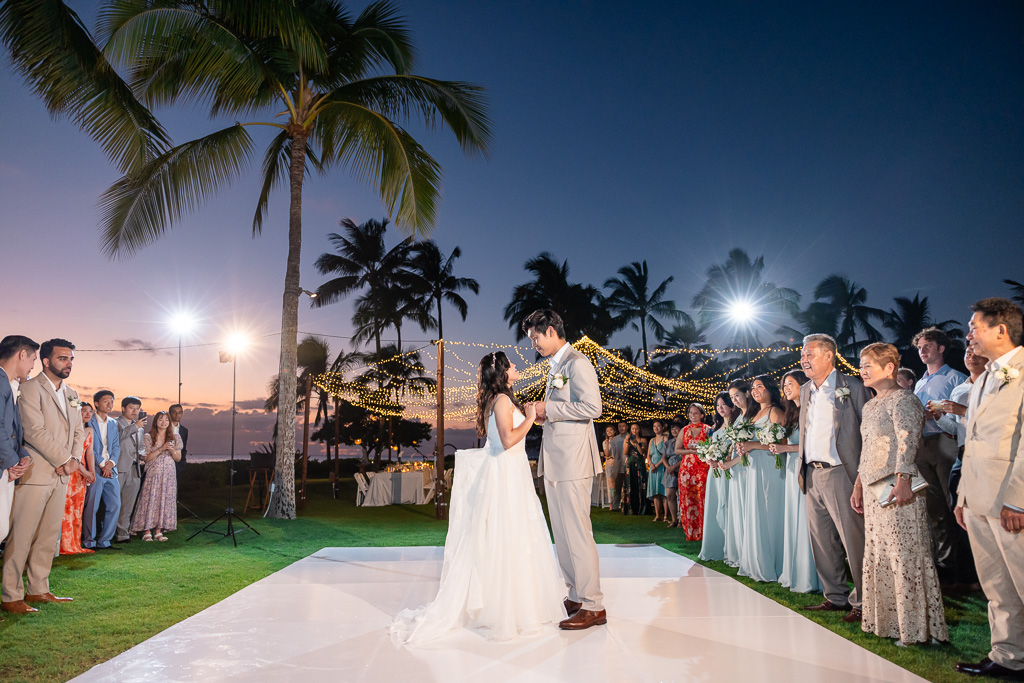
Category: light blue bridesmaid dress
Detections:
[
  {"x1": 779, "y1": 428, "x2": 821, "y2": 593},
  {"x1": 737, "y1": 413, "x2": 787, "y2": 582},
  {"x1": 698, "y1": 427, "x2": 727, "y2": 561},
  {"x1": 722, "y1": 417, "x2": 747, "y2": 568}
]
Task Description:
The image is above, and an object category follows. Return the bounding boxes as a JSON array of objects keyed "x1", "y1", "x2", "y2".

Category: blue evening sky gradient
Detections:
[{"x1": 1, "y1": 1, "x2": 1021, "y2": 455}]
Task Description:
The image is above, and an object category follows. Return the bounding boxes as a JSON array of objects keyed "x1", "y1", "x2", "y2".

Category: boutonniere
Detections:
[
  {"x1": 549, "y1": 373, "x2": 569, "y2": 390},
  {"x1": 835, "y1": 387, "x2": 851, "y2": 403},
  {"x1": 997, "y1": 366, "x2": 1020, "y2": 388},
  {"x1": 68, "y1": 396, "x2": 82, "y2": 410}
]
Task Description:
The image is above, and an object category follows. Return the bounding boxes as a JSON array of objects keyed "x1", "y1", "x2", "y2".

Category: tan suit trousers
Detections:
[
  {"x1": 2, "y1": 478, "x2": 68, "y2": 601},
  {"x1": 966, "y1": 509, "x2": 1024, "y2": 671},
  {"x1": 545, "y1": 477, "x2": 603, "y2": 611}
]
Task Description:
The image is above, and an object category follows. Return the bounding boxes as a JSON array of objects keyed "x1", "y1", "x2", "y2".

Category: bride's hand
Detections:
[{"x1": 524, "y1": 402, "x2": 537, "y2": 423}]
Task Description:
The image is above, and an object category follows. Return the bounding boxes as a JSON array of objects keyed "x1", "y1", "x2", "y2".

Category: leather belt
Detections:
[{"x1": 808, "y1": 462, "x2": 833, "y2": 469}]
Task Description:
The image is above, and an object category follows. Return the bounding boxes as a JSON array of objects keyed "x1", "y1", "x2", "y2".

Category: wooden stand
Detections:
[{"x1": 246, "y1": 467, "x2": 274, "y2": 513}]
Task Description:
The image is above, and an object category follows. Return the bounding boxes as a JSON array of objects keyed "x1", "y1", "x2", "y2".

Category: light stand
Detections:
[
  {"x1": 188, "y1": 347, "x2": 259, "y2": 546},
  {"x1": 174, "y1": 327, "x2": 205, "y2": 524}
]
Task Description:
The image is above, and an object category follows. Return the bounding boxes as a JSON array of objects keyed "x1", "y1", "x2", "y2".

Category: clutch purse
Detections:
[{"x1": 867, "y1": 473, "x2": 928, "y2": 508}]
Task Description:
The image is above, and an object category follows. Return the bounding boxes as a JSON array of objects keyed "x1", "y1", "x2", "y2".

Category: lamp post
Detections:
[
  {"x1": 171, "y1": 313, "x2": 195, "y2": 405},
  {"x1": 188, "y1": 333, "x2": 260, "y2": 546},
  {"x1": 728, "y1": 298, "x2": 759, "y2": 366}
]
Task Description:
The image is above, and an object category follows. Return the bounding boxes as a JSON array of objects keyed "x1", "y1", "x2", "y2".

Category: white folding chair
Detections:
[{"x1": 354, "y1": 472, "x2": 369, "y2": 506}]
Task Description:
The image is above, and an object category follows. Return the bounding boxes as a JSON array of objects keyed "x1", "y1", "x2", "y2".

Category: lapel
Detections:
[
  {"x1": 41, "y1": 375, "x2": 70, "y2": 426},
  {"x1": 832, "y1": 371, "x2": 845, "y2": 434},
  {"x1": 544, "y1": 345, "x2": 572, "y2": 400},
  {"x1": 0, "y1": 368, "x2": 18, "y2": 436},
  {"x1": 973, "y1": 348, "x2": 1024, "y2": 424}
]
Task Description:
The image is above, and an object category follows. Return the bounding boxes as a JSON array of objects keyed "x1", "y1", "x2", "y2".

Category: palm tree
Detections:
[
  {"x1": 405, "y1": 241, "x2": 480, "y2": 341},
  {"x1": 26, "y1": 2, "x2": 491, "y2": 519},
  {"x1": 503, "y1": 252, "x2": 617, "y2": 345},
  {"x1": 883, "y1": 293, "x2": 961, "y2": 348},
  {"x1": 692, "y1": 249, "x2": 800, "y2": 348},
  {"x1": 314, "y1": 217, "x2": 414, "y2": 354},
  {"x1": 812, "y1": 275, "x2": 886, "y2": 353},
  {"x1": 356, "y1": 345, "x2": 435, "y2": 463},
  {"x1": 1005, "y1": 279, "x2": 1024, "y2": 306},
  {"x1": 651, "y1": 322, "x2": 711, "y2": 377},
  {"x1": 350, "y1": 283, "x2": 425, "y2": 352},
  {"x1": 603, "y1": 261, "x2": 691, "y2": 366}
]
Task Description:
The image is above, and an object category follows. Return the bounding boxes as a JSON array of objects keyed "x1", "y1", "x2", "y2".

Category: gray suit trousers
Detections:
[
  {"x1": 915, "y1": 433, "x2": 959, "y2": 570},
  {"x1": 116, "y1": 468, "x2": 141, "y2": 540},
  {"x1": 545, "y1": 477, "x2": 603, "y2": 611},
  {"x1": 805, "y1": 465, "x2": 865, "y2": 609}
]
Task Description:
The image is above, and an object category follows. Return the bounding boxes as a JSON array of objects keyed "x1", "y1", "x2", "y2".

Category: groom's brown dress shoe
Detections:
[
  {"x1": 563, "y1": 599, "x2": 582, "y2": 616},
  {"x1": 1, "y1": 600, "x2": 39, "y2": 614},
  {"x1": 559, "y1": 609, "x2": 607, "y2": 630},
  {"x1": 25, "y1": 593, "x2": 73, "y2": 603},
  {"x1": 802, "y1": 600, "x2": 851, "y2": 612},
  {"x1": 956, "y1": 657, "x2": 1024, "y2": 679}
]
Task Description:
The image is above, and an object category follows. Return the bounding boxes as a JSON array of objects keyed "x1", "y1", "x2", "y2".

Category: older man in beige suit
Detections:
[
  {"x1": 1, "y1": 339, "x2": 85, "y2": 615},
  {"x1": 954, "y1": 298, "x2": 1024, "y2": 680},
  {"x1": 525, "y1": 310, "x2": 606, "y2": 631}
]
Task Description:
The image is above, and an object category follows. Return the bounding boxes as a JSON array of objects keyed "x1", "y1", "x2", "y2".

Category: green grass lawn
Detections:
[{"x1": 0, "y1": 479, "x2": 988, "y2": 683}]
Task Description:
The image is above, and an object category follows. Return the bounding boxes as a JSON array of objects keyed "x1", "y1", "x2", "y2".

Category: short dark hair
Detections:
[
  {"x1": 972, "y1": 297, "x2": 1024, "y2": 346},
  {"x1": 121, "y1": 396, "x2": 142, "y2": 409},
  {"x1": 93, "y1": 390, "x2": 114, "y2": 403},
  {"x1": 0, "y1": 335, "x2": 39, "y2": 362},
  {"x1": 169, "y1": 403, "x2": 183, "y2": 412},
  {"x1": 521, "y1": 309, "x2": 566, "y2": 340},
  {"x1": 912, "y1": 326, "x2": 952, "y2": 349},
  {"x1": 39, "y1": 338, "x2": 75, "y2": 362}
]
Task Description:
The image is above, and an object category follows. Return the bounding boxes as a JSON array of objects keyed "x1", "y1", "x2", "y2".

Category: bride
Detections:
[{"x1": 389, "y1": 351, "x2": 567, "y2": 644}]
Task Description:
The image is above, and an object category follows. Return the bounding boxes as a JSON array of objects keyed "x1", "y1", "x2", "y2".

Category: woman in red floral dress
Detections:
[
  {"x1": 676, "y1": 403, "x2": 712, "y2": 541},
  {"x1": 60, "y1": 401, "x2": 96, "y2": 555}
]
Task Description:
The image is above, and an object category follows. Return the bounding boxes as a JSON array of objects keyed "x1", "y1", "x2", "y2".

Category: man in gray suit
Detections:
[
  {"x1": 797, "y1": 333, "x2": 872, "y2": 623},
  {"x1": 114, "y1": 396, "x2": 146, "y2": 542},
  {"x1": 0, "y1": 335, "x2": 38, "y2": 546},
  {"x1": 526, "y1": 309, "x2": 606, "y2": 630}
]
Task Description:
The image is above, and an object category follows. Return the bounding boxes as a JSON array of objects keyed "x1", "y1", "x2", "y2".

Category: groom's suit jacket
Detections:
[
  {"x1": 797, "y1": 370, "x2": 871, "y2": 493},
  {"x1": 538, "y1": 345, "x2": 603, "y2": 481},
  {"x1": 18, "y1": 374, "x2": 85, "y2": 485},
  {"x1": 0, "y1": 367, "x2": 29, "y2": 473},
  {"x1": 960, "y1": 347, "x2": 1024, "y2": 518}
]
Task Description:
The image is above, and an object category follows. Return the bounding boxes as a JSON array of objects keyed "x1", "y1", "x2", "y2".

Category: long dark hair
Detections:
[
  {"x1": 728, "y1": 379, "x2": 755, "y2": 420},
  {"x1": 781, "y1": 369, "x2": 809, "y2": 428},
  {"x1": 475, "y1": 351, "x2": 522, "y2": 437},
  {"x1": 750, "y1": 375, "x2": 783, "y2": 417},
  {"x1": 712, "y1": 391, "x2": 739, "y2": 429}
]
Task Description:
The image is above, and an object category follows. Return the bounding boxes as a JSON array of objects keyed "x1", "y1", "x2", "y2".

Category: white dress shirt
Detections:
[
  {"x1": 804, "y1": 369, "x2": 841, "y2": 466},
  {"x1": 44, "y1": 374, "x2": 68, "y2": 422},
  {"x1": 936, "y1": 379, "x2": 974, "y2": 447},
  {"x1": 548, "y1": 342, "x2": 570, "y2": 375},
  {"x1": 9, "y1": 378, "x2": 19, "y2": 404},
  {"x1": 96, "y1": 414, "x2": 113, "y2": 468}
]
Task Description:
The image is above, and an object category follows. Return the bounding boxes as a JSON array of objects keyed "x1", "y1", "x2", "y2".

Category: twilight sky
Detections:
[{"x1": 1, "y1": 1, "x2": 1021, "y2": 457}]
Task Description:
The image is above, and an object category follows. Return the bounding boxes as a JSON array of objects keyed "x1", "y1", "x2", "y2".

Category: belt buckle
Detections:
[{"x1": 811, "y1": 462, "x2": 826, "y2": 470}]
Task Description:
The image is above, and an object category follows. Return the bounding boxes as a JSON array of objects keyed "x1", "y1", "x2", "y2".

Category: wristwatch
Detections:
[{"x1": 896, "y1": 472, "x2": 912, "y2": 481}]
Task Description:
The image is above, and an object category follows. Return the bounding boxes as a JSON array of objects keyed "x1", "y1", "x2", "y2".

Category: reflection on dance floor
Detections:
[{"x1": 70, "y1": 545, "x2": 927, "y2": 682}]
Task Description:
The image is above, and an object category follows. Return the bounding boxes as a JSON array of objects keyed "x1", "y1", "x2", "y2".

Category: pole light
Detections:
[{"x1": 171, "y1": 312, "x2": 196, "y2": 406}]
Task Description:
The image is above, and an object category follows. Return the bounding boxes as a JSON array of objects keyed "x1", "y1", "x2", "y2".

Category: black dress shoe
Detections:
[
  {"x1": 841, "y1": 607, "x2": 863, "y2": 623},
  {"x1": 112, "y1": 538, "x2": 130, "y2": 544},
  {"x1": 802, "y1": 600, "x2": 851, "y2": 612},
  {"x1": 956, "y1": 658, "x2": 1024, "y2": 679},
  {"x1": 98, "y1": 545, "x2": 122, "y2": 550}
]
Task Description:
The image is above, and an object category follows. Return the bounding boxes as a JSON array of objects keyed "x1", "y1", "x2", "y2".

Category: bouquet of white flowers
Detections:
[
  {"x1": 724, "y1": 420, "x2": 756, "y2": 466},
  {"x1": 697, "y1": 438, "x2": 734, "y2": 479},
  {"x1": 755, "y1": 422, "x2": 790, "y2": 469}
]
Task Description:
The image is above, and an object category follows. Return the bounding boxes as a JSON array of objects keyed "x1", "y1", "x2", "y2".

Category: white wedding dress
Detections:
[{"x1": 388, "y1": 404, "x2": 567, "y2": 644}]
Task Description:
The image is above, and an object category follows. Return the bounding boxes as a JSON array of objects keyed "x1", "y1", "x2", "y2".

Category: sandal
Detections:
[
  {"x1": 142, "y1": 532, "x2": 153, "y2": 542},
  {"x1": 154, "y1": 532, "x2": 168, "y2": 542}
]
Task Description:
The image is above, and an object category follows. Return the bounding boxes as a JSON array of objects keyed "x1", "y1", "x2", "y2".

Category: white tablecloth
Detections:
[{"x1": 361, "y1": 470, "x2": 433, "y2": 506}]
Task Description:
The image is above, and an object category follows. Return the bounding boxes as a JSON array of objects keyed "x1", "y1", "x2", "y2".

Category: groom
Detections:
[{"x1": 524, "y1": 309, "x2": 606, "y2": 630}]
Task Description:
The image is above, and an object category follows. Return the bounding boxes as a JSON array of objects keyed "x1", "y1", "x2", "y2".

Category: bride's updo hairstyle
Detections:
[{"x1": 476, "y1": 351, "x2": 523, "y2": 437}]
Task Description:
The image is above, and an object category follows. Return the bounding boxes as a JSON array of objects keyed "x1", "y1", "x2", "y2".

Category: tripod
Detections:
[{"x1": 188, "y1": 349, "x2": 258, "y2": 546}]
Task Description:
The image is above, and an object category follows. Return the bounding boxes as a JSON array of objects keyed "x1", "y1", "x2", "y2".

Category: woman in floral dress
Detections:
[
  {"x1": 676, "y1": 403, "x2": 712, "y2": 540},
  {"x1": 131, "y1": 411, "x2": 182, "y2": 542},
  {"x1": 60, "y1": 402, "x2": 95, "y2": 555}
]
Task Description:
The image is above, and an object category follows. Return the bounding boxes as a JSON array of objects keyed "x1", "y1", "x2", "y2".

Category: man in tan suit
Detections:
[
  {"x1": 1, "y1": 339, "x2": 85, "y2": 614},
  {"x1": 954, "y1": 298, "x2": 1024, "y2": 680},
  {"x1": 525, "y1": 310, "x2": 606, "y2": 630}
]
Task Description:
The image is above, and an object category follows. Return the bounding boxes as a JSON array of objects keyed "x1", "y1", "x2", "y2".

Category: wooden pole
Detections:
[{"x1": 434, "y1": 339, "x2": 447, "y2": 520}]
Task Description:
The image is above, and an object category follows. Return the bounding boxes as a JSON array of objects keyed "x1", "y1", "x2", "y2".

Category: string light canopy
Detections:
[{"x1": 311, "y1": 337, "x2": 860, "y2": 424}]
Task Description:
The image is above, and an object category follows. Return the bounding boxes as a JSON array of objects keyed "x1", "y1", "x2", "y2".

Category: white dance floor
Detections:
[{"x1": 71, "y1": 545, "x2": 927, "y2": 682}]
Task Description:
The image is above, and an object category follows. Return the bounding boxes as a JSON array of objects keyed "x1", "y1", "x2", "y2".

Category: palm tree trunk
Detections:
[
  {"x1": 300, "y1": 375, "x2": 312, "y2": 510},
  {"x1": 333, "y1": 397, "x2": 341, "y2": 478},
  {"x1": 267, "y1": 126, "x2": 308, "y2": 519},
  {"x1": 640, "y1": 314, "x2": 649, "y2": 366},
  {"x1": 436, "y1": 295, "x2": 443, "y2": 341}
]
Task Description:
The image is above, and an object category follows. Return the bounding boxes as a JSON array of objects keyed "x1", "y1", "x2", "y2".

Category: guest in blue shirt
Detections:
[{"x1": 912, "y1": 327, "x2": 967, "y2": 583}]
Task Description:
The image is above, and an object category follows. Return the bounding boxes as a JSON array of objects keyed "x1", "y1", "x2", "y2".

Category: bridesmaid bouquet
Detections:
[
  {"x1": 755, "y1": 422, "x2": 791, "y2": 469},
  {"x1": 696, "y1": 439, "x2": 733, "y2": 479},
  {"x1": 724, "y1": 422, "x2": 756, "y2": 466}
]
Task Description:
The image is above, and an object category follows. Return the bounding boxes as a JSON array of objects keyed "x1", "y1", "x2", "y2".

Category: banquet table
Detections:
[{"x1": 361, "y1": 469, "x2": 433, "y2": 506}]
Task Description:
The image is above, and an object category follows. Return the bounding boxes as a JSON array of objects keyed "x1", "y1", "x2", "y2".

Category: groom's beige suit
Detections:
[
  {"x1": 959, "y1": 346, "x2": 1024, "y2": 672},
  {"x1": 538, "y1": 343, "x2": 604, "y2": 611}
]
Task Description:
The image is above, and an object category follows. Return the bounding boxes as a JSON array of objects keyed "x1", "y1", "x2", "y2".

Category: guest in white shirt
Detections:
[
  {"x1": 912, "y1": 327, "x2": 967, "y2": 581},
  {"x1": 954, "y1": 298, "x2": 1024, "y2": 680},
  {"x1": 0, "y1": 335, "x2": 38, "y2": 545}
]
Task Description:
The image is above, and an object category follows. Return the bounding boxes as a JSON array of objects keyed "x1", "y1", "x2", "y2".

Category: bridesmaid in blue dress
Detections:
[
  {"x1": 646, "y1": 420, "x2": 670, "y2": 522},
  {"x1": 734, "y1": 375, "x2": 787, "y2": 583},
  {"x1": 721, "y1": 380, "x2": 754, "y2": 568},
  {"x1": 772, "y1": 369, "x2": 821, "y2": 593},
  {"x1": 699, "y1": 392, "x2": 740, "y2": 561}
]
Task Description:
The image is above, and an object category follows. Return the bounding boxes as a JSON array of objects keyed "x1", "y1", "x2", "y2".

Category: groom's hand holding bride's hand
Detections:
[
  {"x1": 531, "y1": 401, "x2": 547, "y2": 425},
  {"x1": 524, "y1": 402, "x2": 538, "y2": 424}
]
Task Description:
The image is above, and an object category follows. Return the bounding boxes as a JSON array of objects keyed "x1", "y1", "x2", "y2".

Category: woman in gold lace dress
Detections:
[{"x1": 851, "y1": 343, "x2": 948, "y2": 646}]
